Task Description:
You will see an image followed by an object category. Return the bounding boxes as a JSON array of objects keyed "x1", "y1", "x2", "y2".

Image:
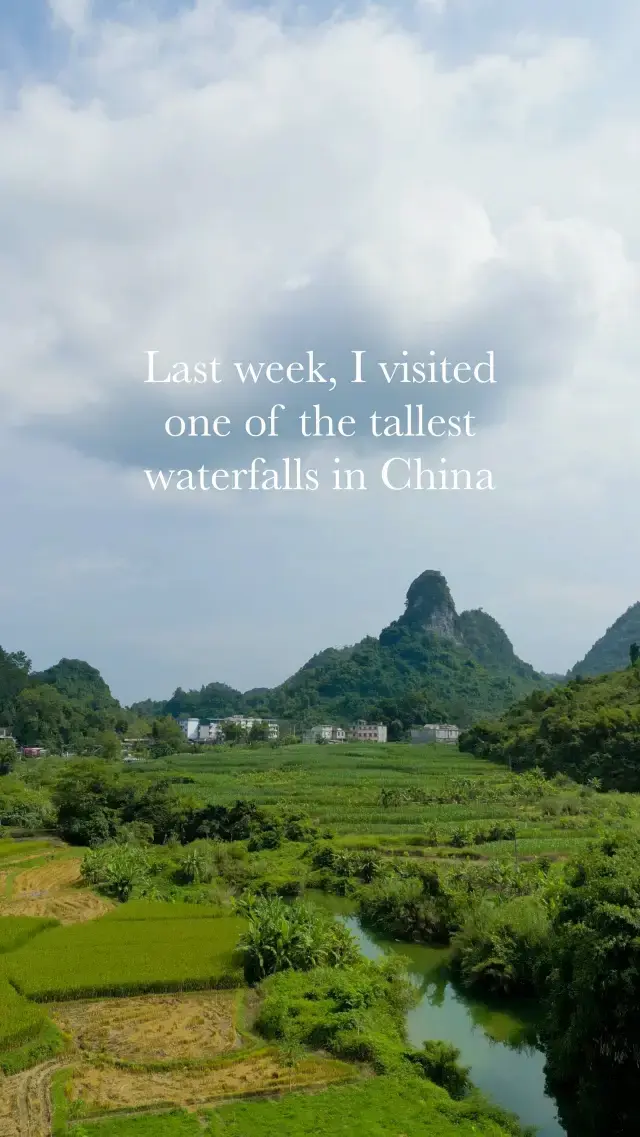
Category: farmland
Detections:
[
  {"x1": 0, "y1": 740, "x2": 638, "y2": 1135},
  {"x1": 50, "y1": 990, "x2": 243, "y2": 1062},
  {"x1": 143, "y1": 742, "x2": 640, "y2": 858},
  {"x1": 6, "y1": 913, "x2": 246, "y2": 1001}
]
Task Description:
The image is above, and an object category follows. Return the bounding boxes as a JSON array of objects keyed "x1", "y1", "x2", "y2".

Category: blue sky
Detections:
[{"x1": 1, "y1": 0, "x2": 639, "y2": 703}]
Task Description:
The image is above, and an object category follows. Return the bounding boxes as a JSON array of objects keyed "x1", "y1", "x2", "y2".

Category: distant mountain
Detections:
[
  {"x1": 152, "y1": 570, "x2": 547, "y2": 730},
  {"x1": 569, "y1": 602, "x2": 640, "y2": 678},
  {"x1": 32, "y1": 657, "x2": 119, "y2": 711}
]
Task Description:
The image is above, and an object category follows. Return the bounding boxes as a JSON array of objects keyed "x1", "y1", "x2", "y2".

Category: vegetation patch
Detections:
[
  {"x1": 206, "y1": 1072, "x2": 530, "y2": 1137},
  {"x1": 6, "y1": 915, "x2": 246, "y2": 1001}
]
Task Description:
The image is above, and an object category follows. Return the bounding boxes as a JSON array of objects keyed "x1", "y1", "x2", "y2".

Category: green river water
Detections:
[{"x1": 308, "y1": 891, "x2": 565, "y2": 1137}]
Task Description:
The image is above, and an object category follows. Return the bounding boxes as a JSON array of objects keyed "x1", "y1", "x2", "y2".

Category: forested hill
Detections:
[
  {"x1": 0, "y1": 648, "x2": 140, "y2": 753},
  {"x1": 569, "y1": 601, "x2": 640, "y2": 678},
  {"x1": 135, "y1": 570, "x2": 547, "y2": 729},
  {"x1": 460, "y1": 664, "x2": 640, "y2": 790}
]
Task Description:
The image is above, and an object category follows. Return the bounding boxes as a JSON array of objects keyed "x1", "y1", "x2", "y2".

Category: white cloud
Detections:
[
  {"x1": 1, "y1": 0, "x2": 640, "y2": 693},
  {"x1": 48, "y1": 0, "x2": 91, "y2": 35}
]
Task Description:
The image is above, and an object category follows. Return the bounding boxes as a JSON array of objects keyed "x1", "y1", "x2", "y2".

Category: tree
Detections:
[
  {"x1": 96, "y1": 730, "x2": 121, "y2": 761},
  {"x1": 248, "y1": 720, "x2": 269, "y2": 743},
  {"x1": 0, "y1": 738, "x2": 19, "y2": 776},
  {"x1": 630, "y1": 643, "x2": 639, "y2": 666},
  {"x1": 81, "y1": 843, "x2": 150, "y2": 901},
  {"x1": 219, "y1": 720, "x2": 246, "y2": 745},
  {"x1": 150, "y1": 716, "x2": 184, "y2": 756}
]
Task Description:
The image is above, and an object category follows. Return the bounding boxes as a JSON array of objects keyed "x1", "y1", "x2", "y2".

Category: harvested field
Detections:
[
  {"x1": 0, "y1": 889, "x2": 112, "y2": 924},
  {"x1": 12, "y1": 857, "x2": 82, "y2": 896},
  {"x1": 51, "y1": 991, "x2": 240, "y2": 1062},
  {"x1": 0, "y1": 854, "x2": 112, "y2": 925},
  {"x1": 64, "y1": 1052, "x2": 352, "y2": 1115}
]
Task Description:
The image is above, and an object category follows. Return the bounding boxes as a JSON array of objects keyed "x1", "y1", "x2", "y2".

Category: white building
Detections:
[
  {"x1": 410, "y1": 723, "x2": 460, "y2": 745},
  {"x1": 0, "y1": 727, "x2": 15, "y2": 741},
  {"x1": 302, "y1": 724, "x2": 346, "y2": 743},
  {"x1": 197, "y1": 722, "x2": 223, "y2": 742},
  {"x1": 179, "y1": 717, "x2": 279, "y2": 743},
  {"x1": 223, "y1": 716, "x2": 279, "y2": 739},
  {"x1": 178, "y1": 718, "x2": 200, "y2": 741},
  {"x1": 347, "y1": 721, "x2": 388, "y2": 743}
]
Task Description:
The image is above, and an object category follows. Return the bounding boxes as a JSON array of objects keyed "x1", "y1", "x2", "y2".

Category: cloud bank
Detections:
[{"x1": 0, "y1": 0, "x2": 638, "y2": 698}]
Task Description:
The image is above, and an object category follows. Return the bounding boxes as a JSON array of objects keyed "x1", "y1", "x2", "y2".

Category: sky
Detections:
[{"x1": 1, "y1": 0, "x2": 639, "y2": 704}]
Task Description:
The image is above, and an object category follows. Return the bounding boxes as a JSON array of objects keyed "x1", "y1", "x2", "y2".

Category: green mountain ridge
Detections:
[
  {"x1": 569, "y1": 602, "x2": 640, "y2": 678},
  {"x1": 134, "y1": 570, "x2": 547, "y2": 729}
]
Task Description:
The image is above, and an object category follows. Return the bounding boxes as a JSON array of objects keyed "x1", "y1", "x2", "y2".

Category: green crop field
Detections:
[
  {"x1": 147, "y1": 742, "x2": 640, "y2": 857},
  {"x1": 0, "y1": 915, "x2": 58, "y2": 952},
  {"x1": 5, "y1": 913, "x2": 246, "y2": 1001},
  {"x1": 102, "y1": 901, "x2": 226, "y2": 921},
  {"x1": 0, "y1": 975, "x2": 47, "y2": 1050}
]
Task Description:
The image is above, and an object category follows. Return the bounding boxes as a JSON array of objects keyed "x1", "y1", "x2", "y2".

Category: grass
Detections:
[
  {"x1": 52, "y1": 1078, "x2": 516, "y2": 1136},
  {"x1": 0, "y1": 838, "x2": 56, "y2": 861},
  {"x1": 205, "y1": 1073, "x2": 523, "y2": 1136},
  {"x1": 56, "y1": 1114, "x2": 203, "y2": 1136},
  {"x1": 5, "y1": 914, "x2": 246, "y2": 1001}
]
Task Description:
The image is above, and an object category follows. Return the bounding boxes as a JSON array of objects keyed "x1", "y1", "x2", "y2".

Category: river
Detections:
[{"x1": 308, "y1": 891, "x2": 565, "y2": 1137}]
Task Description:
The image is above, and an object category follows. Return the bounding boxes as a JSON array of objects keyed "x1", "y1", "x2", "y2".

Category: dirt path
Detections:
[{"x1": 0, "y1": 1059, "x2": 66, "y2": 1137}]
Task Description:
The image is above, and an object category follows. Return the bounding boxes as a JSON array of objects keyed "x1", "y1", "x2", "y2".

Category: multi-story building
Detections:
[
  {"x1": 410, "y1": 723, "x2": 460, "y2": 745},
  {"x1": 178, "y1": 718, "x2": 200, "y2": 741},
  {"x1": 179, "y1": 717, "x2": 279, "y2": 743},
  {"x1": 302, "y1": 725, "x2": 346, "y2": 744},
  {"x1": 347, "y1": 721, "x2": 388, "y2": 743},
  {"x1": 224, "y1": 716, "x2": 279, "y2": 739},
  {"x1": 197, "y1": 722, "x2": 223, "y2": 743}
]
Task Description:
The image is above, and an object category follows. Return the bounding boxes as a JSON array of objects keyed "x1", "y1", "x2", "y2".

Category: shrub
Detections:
[
  {"x1": 451, "y1": 895, "x2": 550, "y2": 996},
  {"x1": 237, "y1": 895, "x2": 359, "y2": 983},
  {"x1": 406, "y1": 1039, "x2": 471, "y2": 1099},
  {"x1": 81, "y1": 843, "x2": 150, "y2": 901}
]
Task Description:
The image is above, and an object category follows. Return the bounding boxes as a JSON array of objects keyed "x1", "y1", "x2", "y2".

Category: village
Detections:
[{"x1": 176, "y1": 716, "x2": 461, "y2": 746}]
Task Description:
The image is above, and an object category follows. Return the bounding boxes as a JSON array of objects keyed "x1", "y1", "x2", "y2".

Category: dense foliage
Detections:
[
  {"x1": 238, "y1": 895, "x2": 359, "y2": 982},
  {"x1": 460, "y1": 666, "x2": 640, "y2": 790},
  {"x1": 541, "y1": 835, "x2": 640, "y2": 1135}
]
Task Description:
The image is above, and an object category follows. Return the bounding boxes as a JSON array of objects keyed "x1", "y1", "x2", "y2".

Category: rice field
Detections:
[
  {"x1": 5, "y1": 913, "x2": 246, "y2": 1001},
  {"x1": 0, "y1": 978, "x2": 47, "y2": 1052},
  {"x1": 53, "y1": 1050, "x2": 354, "y2": 1122},
  {"x1": 0, "y1": 916, "x2": 58, "y2": 954},
  {"x1": 50, "y1": 990, "x2": 242, "y2": 1062},
  {"x1": 0, "y1": 844, "x2": 112, "y2": 925}
]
